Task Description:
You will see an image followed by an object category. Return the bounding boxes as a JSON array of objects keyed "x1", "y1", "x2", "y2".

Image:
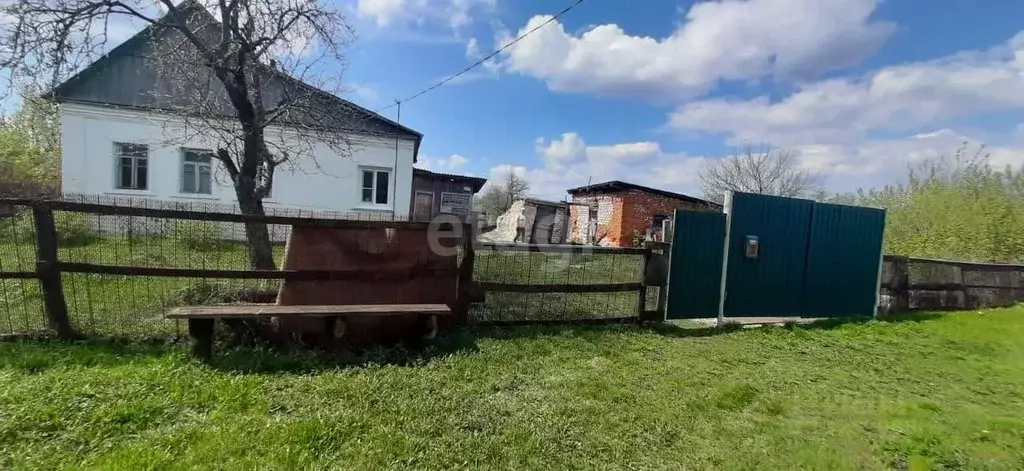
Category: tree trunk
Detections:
[{"x1": 236, "y1": 188, "x2": 276, "y2": 270}]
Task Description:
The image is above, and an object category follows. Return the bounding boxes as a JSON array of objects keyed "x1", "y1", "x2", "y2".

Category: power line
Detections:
[{"x1": 374, "y1": 0, "x2": 585, "y2": 114}]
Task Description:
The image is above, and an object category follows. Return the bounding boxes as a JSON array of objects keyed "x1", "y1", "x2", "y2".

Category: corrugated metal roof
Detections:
[{"x1": 413, "y1": 168, "x2": 487, "y2": 192}]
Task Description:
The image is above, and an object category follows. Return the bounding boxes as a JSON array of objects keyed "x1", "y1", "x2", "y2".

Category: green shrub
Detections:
[
  {"x1": 836, "y1": 144, "x2": 1024, "y2": 262},
  {"x1": 171, "y1": 220, "x2": 225, "y2": 251}
]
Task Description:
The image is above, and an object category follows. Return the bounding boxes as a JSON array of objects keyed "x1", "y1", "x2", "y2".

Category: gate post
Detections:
[{"x1": 715, "y1": 191, "x2": 733, "y2": 327}]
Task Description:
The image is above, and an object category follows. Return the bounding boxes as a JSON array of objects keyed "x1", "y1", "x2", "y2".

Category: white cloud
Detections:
[
  {"x1": 415, "y1": 153, "x2": 471, "y2": 171},
  {"x1": 498, "y1": 0, "x2": 893, "y2": 99},
  {"x1": 670, "y1": 31, "x2": 1024, "y2": 147},
  {"x1": 356, "y1": 0, "x2": 408, "y2": 27},
  {"x1": 356, "y1": 0, "x2": 496, "y2": 30},
  {"x1": 788, "y1": 129, "x2": 1024, "y2": 192},
  {"x1": 493, "y1": 133, "x2": 709, "y2": 200}
]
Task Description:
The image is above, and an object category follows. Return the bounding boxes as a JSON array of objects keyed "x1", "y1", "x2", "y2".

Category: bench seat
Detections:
[{"x1": 168, "y1": 303, "x2": 452, "y2": 319}]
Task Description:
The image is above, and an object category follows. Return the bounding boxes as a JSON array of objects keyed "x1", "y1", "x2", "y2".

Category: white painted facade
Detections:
[{"x1": 59, "y1": 102, "x2": 416, "y2": 216}]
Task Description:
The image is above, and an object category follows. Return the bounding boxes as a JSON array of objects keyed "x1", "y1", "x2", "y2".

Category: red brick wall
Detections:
[
  {"x1": 617, "y1": 190, "x2": 715, "y2": 246},
  {"x1": 571, "y1": 190, "x2": 716, "y2": 247}
]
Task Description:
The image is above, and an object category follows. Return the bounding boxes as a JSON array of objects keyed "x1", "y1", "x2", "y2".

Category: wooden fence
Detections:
[
  {"x1": 0, "y1": 198, "x2": 659, "y2": 338},
  {"x1": 879, "y1": 255, "x2": 1024, "y2": 312}
]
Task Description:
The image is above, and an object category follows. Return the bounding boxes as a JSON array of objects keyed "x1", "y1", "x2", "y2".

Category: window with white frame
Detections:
[
  {"x1": 181, "y1": 149, "x2": 213, "y2": 194},
  {"x1": 115, "y1": 143, "x2": 148, "y2": 190},
  {"x1": 360, "y1": 168, "x2": 390, "y2": 205}
]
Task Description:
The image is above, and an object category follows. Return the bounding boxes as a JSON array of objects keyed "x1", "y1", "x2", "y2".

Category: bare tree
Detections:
[
  {"x1": 475, "y1": 169, "x2": 529, "y2": 218},
  {"x1": 0, "y1": 0, "x2": 377, "y2": 269},
  {"x1": 699, "y1": 145, "x2": 824, "y2": 204}
]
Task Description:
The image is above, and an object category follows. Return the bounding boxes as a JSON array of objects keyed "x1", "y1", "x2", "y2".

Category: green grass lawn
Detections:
[
  {"x1": 0, "y1": 233, "x2": 647, "y2": 336},
  {"x1": 2, "y1": 306, "x2": 1023, "y2": 469}
]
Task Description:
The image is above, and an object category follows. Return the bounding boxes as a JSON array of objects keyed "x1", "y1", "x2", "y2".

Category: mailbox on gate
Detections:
[{"x1": 745, "y1": 235, "x2": 759, "y2": 259}]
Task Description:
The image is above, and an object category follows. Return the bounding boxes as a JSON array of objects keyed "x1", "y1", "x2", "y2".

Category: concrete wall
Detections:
[
  {"x1": 478, "y1": 200, "x2": 567, "y2": 243},
  {"x1": 60, "y1": 102, "x2": 416, "y2": 216}
]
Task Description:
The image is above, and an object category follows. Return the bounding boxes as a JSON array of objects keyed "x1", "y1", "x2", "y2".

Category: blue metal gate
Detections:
[
  {"x1": 665, "y1": 192, "x2": 886, "y2": 320},
  {"x1": 723, "y1": 192, "x2": 814, "y2": 318},
  {"x1": 665, "y1": 209, "x2": 726, "y2": 319}
]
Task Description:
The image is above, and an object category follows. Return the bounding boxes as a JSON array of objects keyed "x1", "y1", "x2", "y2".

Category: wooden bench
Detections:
[{"x1": 167, "y1": 304, "x2": 452, "y2": 360}]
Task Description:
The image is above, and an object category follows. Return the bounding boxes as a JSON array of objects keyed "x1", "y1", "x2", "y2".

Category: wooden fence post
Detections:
[
  {"x1": 32, "y1": 205, "x2": 80, "y2": 339},
  {"x1": 891, "y1": 255, "x2": 910, "y2": 314},
  {"x1": 636, "y1": 248, "x2": 651, "y2": 319},
  {"x1": 454, "y1": 224, "x2": 476, "y2": 326}
]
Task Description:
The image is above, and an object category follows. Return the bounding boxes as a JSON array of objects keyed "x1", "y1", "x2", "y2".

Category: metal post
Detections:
[
  {"x1": 716, "y1": 191, "x2": 733, "y2": 327},
  {"x1": 872, "y1": 210, "x2": 887, "y2": 318}
]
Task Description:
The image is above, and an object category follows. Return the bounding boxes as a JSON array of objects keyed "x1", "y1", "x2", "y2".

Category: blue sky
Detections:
[{"x1": 338, "y1": 0, "x2": 1024, "y2": 200}]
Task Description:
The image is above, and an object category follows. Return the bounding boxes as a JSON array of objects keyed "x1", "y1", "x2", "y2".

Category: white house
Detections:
[{"x1": 49, "y1": 10, "x2": 422, "y2": 219}]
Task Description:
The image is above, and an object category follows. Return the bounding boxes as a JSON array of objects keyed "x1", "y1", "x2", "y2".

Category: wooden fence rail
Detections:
[
  {"x1": 880, "y1": 254, "x2": 1024, "y2": 312},
  {"x1": 0, "y1": 198, "x2": 659, "y2": 337}
]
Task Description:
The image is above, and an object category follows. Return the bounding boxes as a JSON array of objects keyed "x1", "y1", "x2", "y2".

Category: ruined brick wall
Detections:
[
  {"x1": 551, "y1": 206, "x2": 567, "y2": 243},
  {"x1": 617, "y1": 190, "x2": 717, "y2": 246},
  {"x1": 568, "y1": 194, "x2": 622, "y2": 246}
]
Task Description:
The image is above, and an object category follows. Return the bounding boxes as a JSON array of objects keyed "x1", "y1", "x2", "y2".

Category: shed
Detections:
[
  {"x1": 479, "y1": 198, "x2": 569, "y2": 244},
  {"x1": 410, "y1": 168, "x2": 487, "y2": 223},
  {"x1": 566, "y1": 180, "x2": 720, "y2": 247}
]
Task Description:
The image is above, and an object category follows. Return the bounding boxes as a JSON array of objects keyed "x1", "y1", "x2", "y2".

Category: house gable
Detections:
[{"x1": 46, "y1": 2, "x2": 421, "y2": 158}]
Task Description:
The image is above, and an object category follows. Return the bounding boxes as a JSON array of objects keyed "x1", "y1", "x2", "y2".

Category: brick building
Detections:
[{"x1": 567, "y1": 181, "x2": 721, "y2": 247}]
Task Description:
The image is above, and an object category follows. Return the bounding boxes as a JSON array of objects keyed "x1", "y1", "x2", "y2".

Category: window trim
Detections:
[
  {"x1": 180, "y1": 148, "x2": 214, "y2": 195},
  {"x1": 113, "y1": 142, "x2": 149, "y2": 191},
  {"x1": 359, "y1": 167, "x2": 391, "y2": 206}
]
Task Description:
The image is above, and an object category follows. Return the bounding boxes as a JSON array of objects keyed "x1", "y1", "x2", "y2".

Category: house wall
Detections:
[
  {"x1": 60, "y1": 102, "x2": 416, "y2": 216},
  {"x1": 409, "y1": 173, "x2": 477, "y2": 222}
]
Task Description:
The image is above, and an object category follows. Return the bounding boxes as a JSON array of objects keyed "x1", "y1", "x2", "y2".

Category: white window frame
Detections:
[
  {"x1": 180, "y1": 148, "x2": 214, "y2": 195},
  {"x1": 114, "y1": 142, "x2": 149, "y2": 190},
  {"x1": 360, "y1": 167, "x2": 391, "y2": 206}
]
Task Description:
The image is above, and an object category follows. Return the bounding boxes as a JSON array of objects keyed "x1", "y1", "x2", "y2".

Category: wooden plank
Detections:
[
  {"x1": 32, "y1": 206, "x2": 79, "y2": 339},
  {"x1": 476, "y1": 242, "x2": 646, "y2": 255},
  {"x1": 477, "y1": 282, "x2": 643, "y2": 293},
  {"x1": 57, "y1": 262, "x2": 459, "y2": 281},
  {"x1": 475, "y1": 317, "x2": 634, "y2": 327},
  {"x1": 881, "y1": 282, "x2": 1016, "y2": 291},
  {"x1": 8, "y1": 199, "x2": 467, "y2": 231},
  {"x1": 167, "y1": 303, "x2": 453, "y2": 319},
  {"x1": 636, "y1": 249, "x2": 651, "y2": 317},
  {"x1": 453, "y1": 227, "x2": 476, "y2": 325},
  {"x1": 0, "y1": 271, "x2": 39, "y2": 279},
  {"x1": 884, "y1": 254, "x2": 1024, "y2": 271}
]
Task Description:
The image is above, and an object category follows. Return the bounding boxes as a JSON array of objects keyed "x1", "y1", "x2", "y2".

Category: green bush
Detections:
[
  {"x1": 836, "y1": 144, "x2": 1024, "y2": 262},
  {"x1": 171, "y1": 220, "x2": 225, "y2": 251}
]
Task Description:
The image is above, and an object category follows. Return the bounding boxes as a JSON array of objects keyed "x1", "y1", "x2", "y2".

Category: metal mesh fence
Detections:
[
  {"x1": 470, "y1": 247, "x2": 646, "y2": 323},
  {"x1": 2, "y1": 197, "x2": 658, "y2": 339},
  {"x1": 0, "y1": 209, "x2": 44, "y2": 335}
]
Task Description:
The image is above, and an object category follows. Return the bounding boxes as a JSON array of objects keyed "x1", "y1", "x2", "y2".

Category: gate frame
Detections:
[
  {"x1": 714, "y1": 191, "x2": 733, "y2": 327},
  {"x1": 668, "y1": 190, "x2": 887, "y2": 324}
]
